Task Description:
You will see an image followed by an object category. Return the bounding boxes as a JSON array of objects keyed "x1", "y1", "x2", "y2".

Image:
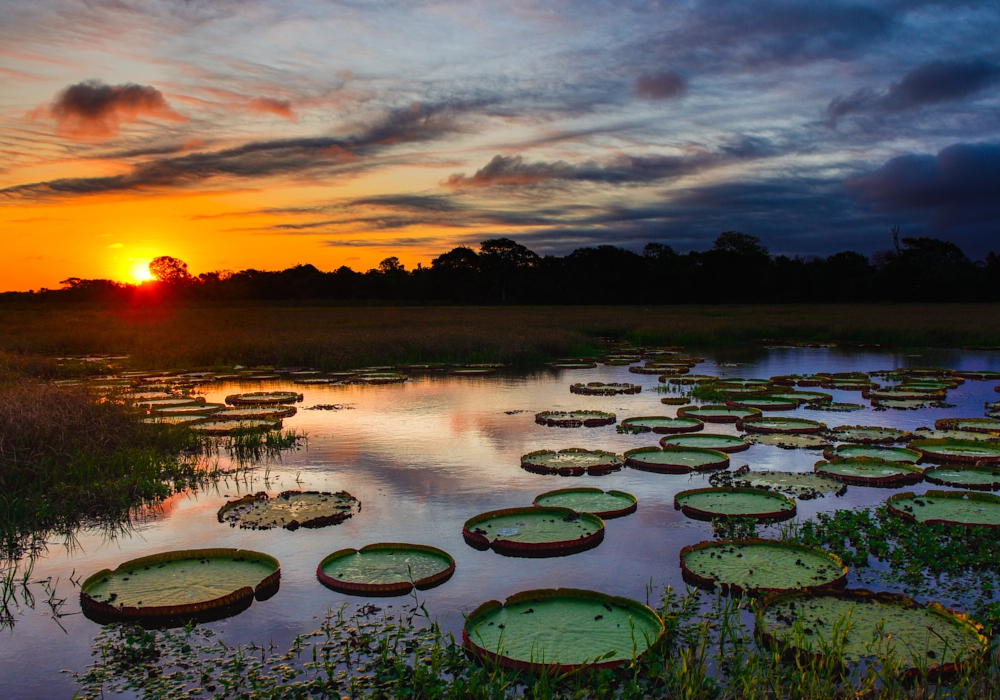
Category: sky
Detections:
[{"x1": 1, "y1": 0, "x2": 999, "y2": 291}]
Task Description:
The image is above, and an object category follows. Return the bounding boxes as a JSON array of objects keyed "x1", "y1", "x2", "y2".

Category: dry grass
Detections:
[{"x1": 0, "y1": 302, "x2": 998, "y2": 370}]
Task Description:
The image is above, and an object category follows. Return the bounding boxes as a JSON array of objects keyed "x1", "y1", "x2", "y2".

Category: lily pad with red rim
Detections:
[
  {"x1": 225, "y1": 391, "x2": 303, "y2": 406},
  {"x1": 677, "y1": 405, "x2": 762, "y2": 423},
  {"x1": 814, "y1": 458, "x2": 923, "y2": 487},
  {"x1": 746, "y1": 433, "x2": 832, "y2": 449},
  {"x1": 910, "y1": 439, "x2": 1000, "y2": 464},
  {"x1": 570, "y1": 382, "x2": 641, "y2": 396},
  {"x1": 218, "y1": 491, "x2": 360, "y2": 531},
  {"x1": 534, "y1": 410, "x2": 616, "y2": 428},
  {"x1": 935, "y1": 418, "x2": 1000, "y2": 434},
  {"x1": 738, "y1": 417, "x2": 825, "y2": 434},
  {"x1": 533, "y1": 488, "x2": 637, "y2": 519},
  {"x1": 521, "y1": 448, "x2": 624, "y2": 476},
  {"x1": 659, "y1": 433, "x2": 749, "y2": 453},
  {"x1": 674, "y1": 487, "x2": 796, "y2": 522},
  {"x1": 887, "y1": 490, "x2": 1000, "y2": 528},
  {"x1": 822, "y1": 444, "x2": 921, "y2": 463},
  {"x1": 462, "y1": 507, "x2": 605, "y2": 557},
  {"x1": 826, "y1": 425, "x2": 912, "y2": 444},
  {"x1": 923, "y1": 465, "x2": 1000, "y2": 491},
  {"x1": 316, "y1": 543, "x2": 455, "y2": 596},
  {"x1": 624, "y1": 445, "x2": 729, "y2": 473},
  {"x1": 620, "y1": 416, "x2": 704, "y2": 434}
]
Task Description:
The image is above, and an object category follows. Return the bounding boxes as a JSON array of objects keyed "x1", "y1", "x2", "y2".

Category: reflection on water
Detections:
[{"x1": 2, "y1": 346, "x2": 999, "y2": 699}]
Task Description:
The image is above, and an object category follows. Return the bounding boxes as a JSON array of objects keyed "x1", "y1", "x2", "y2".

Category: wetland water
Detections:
[{"x1": 3, "y1": 346, "x2": 1000, "y2": 698}]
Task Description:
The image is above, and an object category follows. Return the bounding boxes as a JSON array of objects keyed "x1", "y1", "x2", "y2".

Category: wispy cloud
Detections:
[{"x1": 35, "y1": 80, "x2": 186, "y2": 140}]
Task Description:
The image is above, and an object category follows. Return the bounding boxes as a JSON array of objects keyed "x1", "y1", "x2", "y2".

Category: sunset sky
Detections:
[{"x1": 2, "y1": 0, "x2": 999, "y2": 291}]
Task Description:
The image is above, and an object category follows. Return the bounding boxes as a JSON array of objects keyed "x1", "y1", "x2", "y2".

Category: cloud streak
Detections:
[{"x1": 39, "y1": 80, "x2": 185, "y2": 139}]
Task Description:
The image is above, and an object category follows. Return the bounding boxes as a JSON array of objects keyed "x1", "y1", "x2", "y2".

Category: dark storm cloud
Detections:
[
  {"x1": 42, "y1": 80, "x2": 185, "y2": 139},
  {"x1": 633, "y1": 72, "x2": 686, "y2": 100},
  {"x1": 828, "y1": 59, "x2": 1000, "y2": 121},
  {"x1": 2, "y1": 101, "x2": 481, "y2": 198},
  {"x1": 845, "y1": 142, "x2": 1000, "y2": 228}
]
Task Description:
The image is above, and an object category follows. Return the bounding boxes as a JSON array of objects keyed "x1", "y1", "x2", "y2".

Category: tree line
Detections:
[{"x1": 9, "y1": 231, "x2": 1000, "y2": 304}]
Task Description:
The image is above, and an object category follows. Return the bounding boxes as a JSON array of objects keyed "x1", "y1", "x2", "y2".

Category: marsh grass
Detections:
[
  {"x1": 2, "y1": 303, "x2": 999, "y2": 371},
  {"x1": 75, "y1": 587, "x2": 1000, "y2": 700}
]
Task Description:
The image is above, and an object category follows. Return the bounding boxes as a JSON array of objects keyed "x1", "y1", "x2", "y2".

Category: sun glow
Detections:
[{"x1": 129, "y1": 259, "x2": 153, "y2": 282}]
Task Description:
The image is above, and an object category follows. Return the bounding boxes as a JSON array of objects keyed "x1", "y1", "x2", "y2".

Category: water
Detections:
[{"x1": 2, "y1": 346, "x2": 999, "y2": 698}]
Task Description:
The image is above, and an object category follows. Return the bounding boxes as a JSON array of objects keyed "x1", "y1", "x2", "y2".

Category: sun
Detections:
[{"x1": 129, "y1": 259, "x2": 153, "y2": 283}]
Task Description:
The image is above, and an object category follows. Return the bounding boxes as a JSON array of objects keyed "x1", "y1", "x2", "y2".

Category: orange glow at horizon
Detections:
[{"x1": 129, "y1": 259, "x2": 153, "y2": 282}]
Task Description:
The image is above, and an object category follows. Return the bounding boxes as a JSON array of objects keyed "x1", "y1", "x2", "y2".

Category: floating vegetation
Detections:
[
  {"x1": 462, "y1": 507, "x2": 604, "y2": 557},
  {"x1": 924, "y1": 464, "x2": 1000, "y2": 491},
  {"x1": 548, "y1": 362, "x2": 597, "y2": 369},
  {"x1": 739, "y1": 417, "x2": 825, "y2": 434},
  {"x1": 726, "y1": 396, "x2": 800, "y2": 411},
  {"x1": 447, "y1": 367, "x2": 496, "y2": 376},
  {"x1": 661, "y1": 374, "x2": 718, "y2": 385},
  {"x1": 356, "y1": 372, "x2": 409, "y2": 384},
  {"x1": 624, "y1": 445, "x2": 729, "y2": 473},
  {"x1": 534, "y1": 410, "x2": 616, "y2": 428},
  {"x1": 532, "y1": 488, "x2": 637, "y2": 519},
  {"x1": 674, "y1": 487, "x2": 796, "y2": 522},
  {"x1": 910, "y1": 438, "x2": 1000, "y2": 464},
  {"x1": 955, "y1": 370, "x2": 1000, "y2": 381},
  {"x1": 217, "y1": 490, "x2": 360, "y2": 531},
  {"x1": 677, "y1": 404, "x2": 761, "y2": 423},
  {"x1": 520, "y1": 448, "x2": 624, "y2": 476},
  {"x1": 822, "y1": 444, "x2": 922, "y2": 463},
  {"x1": 316, "y1": 544, "x2": 455, "y2": 596},
  {"x1": 463, "y1": 588, "x2": 664, "y2": 672},
  {"x1": 826, "y1": 425, "x2": 912, "y2": 444},
  {"x1": 152, "y1": 403, "x2": 225, "y2": 416},
  {"x1": 660, "y1": 396, "x2": 689, "y2": 405},
  {"x1": 746, "y1": 433, "x2": 832, "y2": 449},
  {"x1": 224, "y1": 391, "x2": 303, "y2": 406},
  {"x1": 869, "y1": 387, "x2": 947, "y2": 402},
  {"x1": 570, "y1": 382, "x2": 641, "y2": 396},
  {"x1": 768, "y1": 391, "x2": 833, "y2": 405},
  {"x1": 912, "y1": 428, "x2": 999, "y2": 442},
  {"x1": 619, "y1": 416, "x2": 704, "y2": 434},
  {"x1": 758, "y1": 589, "x2": 986, "y2": 671},
  {"x1": 711, "y1": 466, "x2": 846, "y2": 499},
  {"x1": 213, "y1": 405, "x2": 298, "y2": 420},
  {"x1": 887, "y1": 490, "x2": 1000, "y2": 528},
  {"x1": 814, "y1": 458, "x2": 924, "y2": 487},
  {"x1": 134, "y1": 397, "x2": 205, "y2": 409},
  {"x1": 936, "y1": 417, "x2": 1000, "y2": 434},
  {"x1": 189, "y1": 418, "x2": 282, "y2": 436},
  {"x1": 142, "y1": 415, "x2": 206, "y2": 426},
  {"x1": 873, "y1": 397, "x2": 953, "y2": 411},
  {"x1": 79, "y1": 549, "x2": 280, "y2": 624},
  {"x1": 680, "y1": 540, "x2": 846, "y2": 595},
  {"x1": 659, "y1": 433, "x2": 749, "y2": 453}
]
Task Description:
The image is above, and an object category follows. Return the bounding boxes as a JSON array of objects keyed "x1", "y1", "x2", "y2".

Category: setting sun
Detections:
[{"x1": 129, "y1": 259, "x2": 153, "y2": 283}]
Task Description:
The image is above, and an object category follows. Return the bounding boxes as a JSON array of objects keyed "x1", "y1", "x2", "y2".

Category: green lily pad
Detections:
[
  {"x1": 677, "y1": 405, "x2": 762, "y2": 423},
  {"x1": 711, "y1": 468, "x2": 845, "y2": 499},
  {"x1": 823, "y1": 444, "x2": 921, "y2": 463},
  {"x1": 887, "y1": 490, "x2": 1000, "y2": 528},
  {"x1": 463, "y1": 588, "x2": 664, "y2": 672},
  {"x1": 826, "y1": 425, "x2": 912, "y2": 444},
  {"x1": 869, "y1": 387, "x2": 946, "y2": 401},
  {"x1": 448, "y1": 367, "x2": 496, "y2": 376},
  {"x1": 533, "y1": 488, "x2": 637, "y2": 519},
  {"x1": 357, "y1": 372, "x2": 409, "y2": 384},
  {"x1": 769, "y1": 392, "x2": 833, "y2": 405},
  {"x1": 624, "y1": 446, "x2": 729, "y2": 473},
  {"x1": 80, "y1": 549, "x2": 280, "y2": 623},
  {"x1": 806, "y1": 402, "x2": 865, "y2": 412},
  {"x1": 815, "y1": 458, "x2": 923, "y2": 487},
  {"x1": 659, "y1": 434, "x2": 749, "y2": 453},
  {"x1": 212, "y1": 406, "x2": 298, "y2": 420},
  {"x1": 923, "y1": 465, "x2": 1000, "y2": 491},
  {"x1": 662, "y1": 374, "x2": 718, "y2": 385},
  {"x1": 739, "y1": 417, "x2": 825, "y2": 434},
  {"x1": 534, "y1": 410, "x2": 616, "y2": 428},
  {"x1": 726, "y1": 396, "x2": 800, "y2": 411},
  {"x1": 746, "y1": 433, "x2": 832, "y2": 449},
  {"x1": 620, "y1": 416, "x2": 704, "y2": 434},
  {"x1": 935, "y1": 418, "x2": 1000, "y2": 434},
  {"x1": 462, "y1": 507, "x2": 604, "y2": 556},
  {"x1": 189, "y1": 419, "x2": 282, "y2": 436},
  {"x1": 570, "y1": 382, "x2": 641, "y2": 396},
  {"x1": 910, "y1": 438, "x2": 1000, "y2": 464},
  {"x1": 218, "y1": 491, "x2": 359, "y2": 531},
  {"x1": 549, "y1": 362, "x2": 597, "y2": 369},
  {"x1": 225, "y1": 391, "x2": 303, "y2": 406},
  {"x1": 680, "y1": 540, "x2": 846, "y2": 594},
  {"x1": 317, "y1": 543, "x2": 455, "y2": 596},
  {"x1": 759, "y1": 589, "x2": 986, "y2": 669},
  {"x1": 521, "y1": 449, "x2": 624, "y2": 476},
  {"x1": 955, "y1": 370, "x2": 1000, "y2": 381},
  {"x1": 913, "y1": 428, "x2": 999, "y2": 443},
  {"x1": 674, "y1": 487, "x2": 796, "y2": 521}
]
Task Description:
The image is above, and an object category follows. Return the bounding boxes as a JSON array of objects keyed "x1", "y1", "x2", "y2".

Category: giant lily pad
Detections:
[
  {"x1": 807, "y1": 402, "x2": 865, "y2": 412},
  {"x1": 463, "y1": 588, "x2": 664, "y2": 672},
  {"x1": 570, "y1": 382, "x2": 641, "y2": 396},
  {"x1": 80, "y1": 549, "x2": 280, "y2": 624},
  {"x1": 462, "y1": 507, "x2": 604, "y2": 557},
  {"x1": 533, "y1": 488, "x2": 637, "y2": 519},
  {"x1": 143, "y1": 415, "x2": 207, "y2": 426},
  {"x1": 815, "y1": 458, "x2": 923, "y2": 487},
  {"x1": 739, "y1": 417, "x2": 825, "y2": 434},
  {"x1": 677, "y1": 405, "x2": 762, "y2": 423},
  {"x1": 448, "y1": 367, "x2": 496, "y2": 376},
  {"x1": 822, "y1": 444, "x2": 921, "y2": 463},
  {"x1": 620, "y1": 416, "x2": 704, "y2": 434},
  {"x1": 887, "y1": 490, "x2": 1000, "y2": 528},
  {"x1": 912, "y1": 428, "x2": 999, "y2": 443},
  {"x1": 909, "y1": 438, "x2": 1000, "y2": 464},
  {"x1": 759, "y1": 589, "x2": 986, "y2": 671},
  {"x1": 153, "y1": 403, "x2": 226, "y2": 416},
  {"x1": 746, "y1": 433, "x2": 832, "y2": 449},
  {"x1": 955, "y1": 370, "x2": 1000, "y2": 381},
  {"x1": 674, "y1": 487, "x2": 796, "y2": 522},
  {"x1": 534, "y1": 410, "x2": 616, "y2": 428},
  {"x1": 212, "y1": 406, "x2": 298, "y2": 420},
  {"x1": 521, "y1": 449, "x2": 623, "y2": 476},
  {"x1": 659, "y1": 433, "x2": 749, "y2": 453},
  {"x1": 923, "y1": 465, "x2": 1000, "y2": 491},
  {"x1": 869, "y1": 387, "x2": 946, "y2": 401},
  {"x1": 826, "y1": 425, "x2": 912, "y2": 444},
  {"x1": 225, "y1": 391, "x2": 303, "y2": 406},
  {"x1": 316, "y1": 543, "x2": 454, "y2": 596},
  {"x1": 769, "y1": 391, "x2": 833, "y2": 405},
  {"x1": 726, "y1": 396, "x2": 800, "y2": 411},
  {"x1": 680, "y1": 540, "x2": 846, "y2": 595},
  {"x1": 624, "y1": 445, "x2": 729, "y2": 473},
  {"x1": 711, "y1": 467, "x2": 846, "y2": 499},
  {"x1": 189, "y1": 418, "x2": 282, "y2": 436},
  {"x1": 218, "y1": 491, "x2": 359, "y2": 531},
  {"x1": 135, "y1": 397, "x2": 206, "y2": 409},
  {"x1": 935, "y1": 418, "x2": 1000, "y2": 434}
]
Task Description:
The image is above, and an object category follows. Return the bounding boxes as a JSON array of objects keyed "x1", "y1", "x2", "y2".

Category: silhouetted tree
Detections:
[{"x1": 149, "y1": 256, "x2": 192, "y2": 284}]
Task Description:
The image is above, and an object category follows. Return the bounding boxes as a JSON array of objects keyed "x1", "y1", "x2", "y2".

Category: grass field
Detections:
[{"x1": 0, "y1": 302, "x2": 998, "y2": 369}]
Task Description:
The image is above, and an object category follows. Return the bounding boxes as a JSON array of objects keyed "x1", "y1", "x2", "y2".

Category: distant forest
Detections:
[{"x1": 8, "y1": 231, "x2": 1000, "y2": 304}]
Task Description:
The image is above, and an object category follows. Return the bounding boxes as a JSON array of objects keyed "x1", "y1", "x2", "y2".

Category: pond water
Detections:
[{"x1": 3, "y1": 346, "x2": 1000, "y2": 698}]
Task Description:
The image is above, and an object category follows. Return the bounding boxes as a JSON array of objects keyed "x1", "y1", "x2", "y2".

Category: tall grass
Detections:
[{"x1": 1, "y1": 302, "x2": 999, "y2": 371}]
